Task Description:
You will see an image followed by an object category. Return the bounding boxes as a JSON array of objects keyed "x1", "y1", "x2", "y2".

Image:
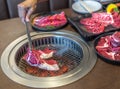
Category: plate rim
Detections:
[{"x1": 72, "y1": 0, "x2": 102, "y2": 14}]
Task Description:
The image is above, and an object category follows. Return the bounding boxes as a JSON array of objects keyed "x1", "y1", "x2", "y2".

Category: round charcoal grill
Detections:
[
  {"x1": 0, "y1": 30, "x2": 97, "y2": 88},
  {"x1": 18, "y1": 36, "x2": 82, "y2": 77}
]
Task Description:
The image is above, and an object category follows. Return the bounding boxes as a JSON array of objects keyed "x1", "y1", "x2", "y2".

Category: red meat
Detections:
[
  {"x1": 111, "y1": 12, "x2": 120, "y2": 28},
  {"x1": 96, "y1": 36, "x2": 111, "y2": 50},
  {"x1": 84, "y1": 22, "x2": 104, "y2": 34},
  {"x1": 33, "y1": 11, "x2": 67, "y2": 28},
  {"x1": 114, "y1": 53, "x2": 120, "y2": 60},
  {"x1": 96, "y1": 31, "x2": 120, "y2": 61},
  {"x1": 22, "y1": 48, "x2": 59, "y2": 71},
  {"x1": 99, "y1": 50, "x2": 115, "y2": 60},
  {"x1": 80, "y1": 12, "x2": 115, "y2": 34},
  {"x1": 111, "y1": 31, "x2": 120, "y2": 47},
  {"x1": 80, "y1": 18, "x2": 95, "y2": 25},
  {"x1": 92, "y1": 12, "x2": 114, "y2": 26},
  {"x1": 80, "y1": 18, "x2": 105, "y2": 34}
]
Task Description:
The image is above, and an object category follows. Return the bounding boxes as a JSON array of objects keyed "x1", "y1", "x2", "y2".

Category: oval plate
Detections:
[{"x1": 30, "y1": 11, "x2": 68, "y2": 31}]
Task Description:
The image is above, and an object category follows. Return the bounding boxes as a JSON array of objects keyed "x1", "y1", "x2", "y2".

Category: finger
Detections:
[
  {"x1": 23, "y1": 0, "x2": 37, "y2": 7},
  {"x1": 25, "y1": 5, "x2": 36, "y2": 22},
  {"x1": 17, "y1": 0, "x2": 34, "y2": 21},
  {"x1": 17, "y1": 2, "x2": 28, "y2": 23},
  {"x1": 17, "y1": 3, "x2": 26, "y2": 18},
  {"x1": 18, "y1": 0, "x2": 37, "y2": 23}
]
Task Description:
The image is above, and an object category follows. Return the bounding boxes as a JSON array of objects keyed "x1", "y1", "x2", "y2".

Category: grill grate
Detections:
[{"x1": 16, "y1": 37, "x2": 83, "y2": 77}]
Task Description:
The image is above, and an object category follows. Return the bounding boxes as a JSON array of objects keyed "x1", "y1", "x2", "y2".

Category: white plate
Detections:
[{"x1": 72, "y1": 0, "x2": 102, "y2": 14}]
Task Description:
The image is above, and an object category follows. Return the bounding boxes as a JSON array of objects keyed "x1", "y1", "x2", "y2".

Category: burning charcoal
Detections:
[
  {"x1": 26, "y1": 66, "x2": 39, "y2": 74},
  {"x1": 36, "y1": 70, "x2": 49, "y2": 77},
  {"x1": 56, "y1": 65, "x2": 68, "y2": 76}
]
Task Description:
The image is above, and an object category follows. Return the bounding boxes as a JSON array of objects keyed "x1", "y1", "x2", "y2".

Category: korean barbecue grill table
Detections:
[{"x1": 0, "y1": 9, "x2": 120, "y2": 89}]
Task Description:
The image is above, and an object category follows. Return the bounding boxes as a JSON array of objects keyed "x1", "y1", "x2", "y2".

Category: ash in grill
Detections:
[{"x1": 15, "y1": 37, "x2": 83, "y2": 77}]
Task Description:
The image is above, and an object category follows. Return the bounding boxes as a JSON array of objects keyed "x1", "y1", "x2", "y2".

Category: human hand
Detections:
[{"x1": 17, "y1": 0, "x2": 37, "y2": 23}]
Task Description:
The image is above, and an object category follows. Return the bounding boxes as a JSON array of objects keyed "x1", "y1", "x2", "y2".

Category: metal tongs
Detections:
[
  {"x1": 79, "y1": 0, "x2": 93, "y2": 13},
  {"x1": 24, "y1": 20, "x2": 32, "y2": 51}
]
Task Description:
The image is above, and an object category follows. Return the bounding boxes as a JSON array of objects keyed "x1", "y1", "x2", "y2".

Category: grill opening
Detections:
[{"x1": 15, "y1": 36, "x2": 83, "y2": 77}]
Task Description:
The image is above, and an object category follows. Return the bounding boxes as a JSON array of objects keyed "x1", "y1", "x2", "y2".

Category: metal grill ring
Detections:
[{"x1": 1, "y1": 30, "x2": 97, "y2": 88}]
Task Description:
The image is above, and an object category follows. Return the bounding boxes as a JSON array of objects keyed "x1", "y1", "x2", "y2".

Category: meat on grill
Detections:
[
  {"x1": 96, "y1": 31, "x2": 120, "y2": 60},
  {"x1": 22, "y1": 48, "x2": 59, "y2": 71}
]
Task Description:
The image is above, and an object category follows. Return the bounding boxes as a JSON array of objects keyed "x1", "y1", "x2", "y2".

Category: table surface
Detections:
[{"x1": 0, "y1": 9, "x2": 120, "y2": 89}]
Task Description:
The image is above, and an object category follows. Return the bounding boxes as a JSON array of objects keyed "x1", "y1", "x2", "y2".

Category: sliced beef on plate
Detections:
[
  {"x1": 111, "y1": 12, "x2": 120, "y2": 28},
  {"x1": 80, "y1": 12, "x2": 114, "y2": 34},
  {"x1": 84, "y1": 22, "x2": 105, "y2": 34},
  {"x1": 80, "y1": 12, "x2": 120, "y2": 34},
  {"x1": 92, "y1": 12, "x2": 114, "y2": 26},
  {"x1": 111, "y1": 31, "x2": 120, "y2": 47},
  {"x1": 33, "y1": 11, "x2": 67, "y2": 28},
  {"x1": 96, "y1": 31, "x2": 120, "y2": 61}
]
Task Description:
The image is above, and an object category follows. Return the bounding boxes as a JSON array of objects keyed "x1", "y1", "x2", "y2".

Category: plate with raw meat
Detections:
[
  {"x1": 30, "y1": 11, "x2": 68, "y2": 31},
  {"x1": 94, "y1": 31, "x2": 120, "y2": 65},
  {"x1": 68, "y1": 11, "x2": 120, "y2": 41}
]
